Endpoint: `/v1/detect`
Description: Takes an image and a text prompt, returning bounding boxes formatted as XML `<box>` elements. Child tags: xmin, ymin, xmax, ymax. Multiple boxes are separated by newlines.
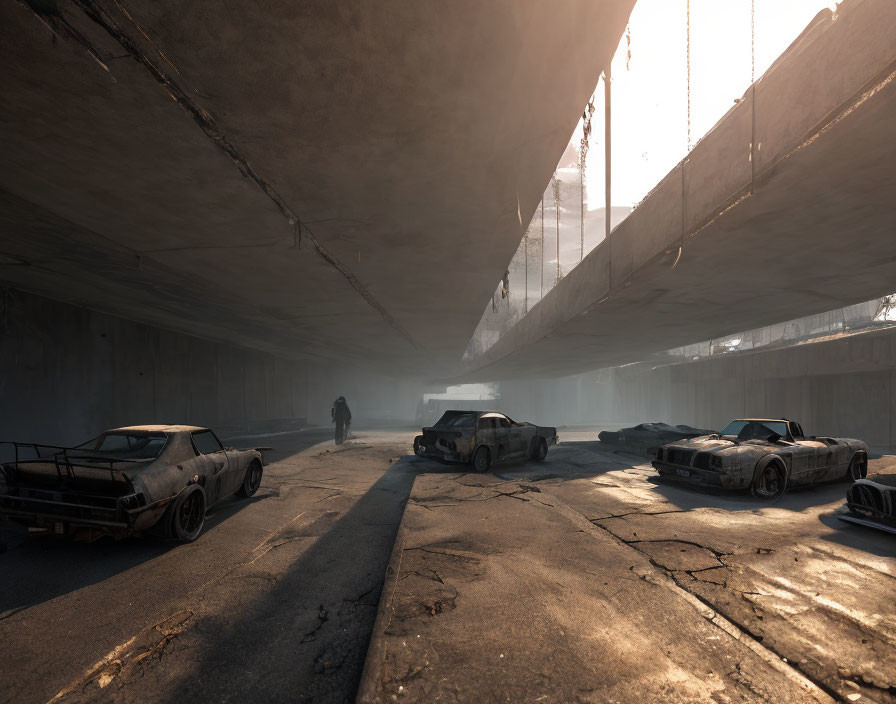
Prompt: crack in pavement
<box><xmin>590</xmin><ymin>508</ymin><xmax>687</xmax><ymax>520</ymax></box>
<box><xmin>302</xmin><ymin>605</ymin><xmax>330</xmax><ymax>643</ymax></box>
<box><xmin>588</xmin><ymin>518</ymin><xmax>841</xmax><ymax>703</ymax></box>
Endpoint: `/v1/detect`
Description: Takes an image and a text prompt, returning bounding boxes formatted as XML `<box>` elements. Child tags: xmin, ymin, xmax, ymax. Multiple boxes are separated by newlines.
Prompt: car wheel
<box><xmin>237</xmin><ymin>459</ymin><xmax>263</xmax><ymax>498</ymax></box>
<box><xmin>472</xmin><ymin>447</ymin><xmax>491</xmax><ymax>473</ymax></box>
<box><xmin>848</xmin><ymin>452</ymin><xmax>868</xmax><ymax>481</ymax></box>
<box><xmin>167</xmin><ymin>485</ymin><xmax>206</xmax><ymax>542</ymax></box>
<box><xmin>751</xmin><ymin>461</ymin><xmax>786</xmax><ymax>500</ymax></box>
<box><xmin>530</xmin><ymin>438</ymin><xmax>548</xmax><ymax>461</ymax></box>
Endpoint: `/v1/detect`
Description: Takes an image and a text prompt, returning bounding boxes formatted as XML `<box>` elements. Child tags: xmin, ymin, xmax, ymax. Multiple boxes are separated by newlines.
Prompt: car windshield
<box><xmin>434</xmin><ymin>412</ymin><xmax>476</xmax><ymax>428</ymax></box>
<box><xmin>74</xmin><ymin>432</ymin><xmax>168</xmax><ymax>460</ymax></box>
<box><xmin>720</xmin><ymin>420</ymin><xmax>789</xmax><ymax>441</ymax></box>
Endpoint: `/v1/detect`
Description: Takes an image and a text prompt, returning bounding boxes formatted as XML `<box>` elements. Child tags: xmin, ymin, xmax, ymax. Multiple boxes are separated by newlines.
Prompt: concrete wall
<box><xmin>498</xmin><ymin>327</ymin><xmax>896</xmax><ymax>451</ymax></box>
<box><xmin>0</xmin><ymin>288</ymin><xmax>420</xmax><ymax>445</ymax></box>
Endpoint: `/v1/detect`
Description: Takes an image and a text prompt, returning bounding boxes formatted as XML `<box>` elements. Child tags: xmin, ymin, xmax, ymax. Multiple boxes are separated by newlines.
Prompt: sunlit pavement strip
<box><xmin>359</xmin><ymin>440</ymin><xmax>896</xmax><ymax>704</ymax></box>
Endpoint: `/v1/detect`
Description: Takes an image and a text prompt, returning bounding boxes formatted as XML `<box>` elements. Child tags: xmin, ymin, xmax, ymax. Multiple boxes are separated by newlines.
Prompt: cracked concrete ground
<box><xmin>359</xmin><ymin>431</ymin><xmax>896</xmax><ymax>704</ymax></box>
<box><xmin>0</xmin><ymin>428</ymin><xmax>422</xmax><ymax>704</ymax></box>
<box><xmin>2</xmin><ymin>428</ymin><xmax>894</xmax><ymax>703</ymax></box>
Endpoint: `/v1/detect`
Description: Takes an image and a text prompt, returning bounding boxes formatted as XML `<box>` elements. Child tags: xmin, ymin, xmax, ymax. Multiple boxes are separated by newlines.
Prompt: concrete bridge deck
<box><xmin>464</xmin><ymin>0</ymin><xmax>896</xmax><ymax>381</ymax></box>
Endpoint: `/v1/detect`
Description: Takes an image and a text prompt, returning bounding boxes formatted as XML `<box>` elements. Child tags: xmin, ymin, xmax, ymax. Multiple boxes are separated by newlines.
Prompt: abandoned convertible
<box><xmin>0</xmin><ymin>425</ymin><xmax>265</xmax><ymax>542</ymax></box>
<box><xmin>652</xmin><ymin>418</ymin><xmax>868</xmax><ymax>499</ymax></box>
<box><xmin>414</xmin><ymin>410</ymin><xmax>557</xmax><ymax>472</ymax></box>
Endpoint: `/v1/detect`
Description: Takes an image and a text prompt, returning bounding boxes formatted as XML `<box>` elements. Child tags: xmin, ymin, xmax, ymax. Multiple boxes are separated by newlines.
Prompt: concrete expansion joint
<box><xmin>543</xmin><ymin>489</ymin><xmax>839</xmax><ymax>703</ymax></box>
<box><xmin>30</xmin><ymin>0</ymin><xmax>418</xmax><ymax>350</ymax></box>
<box><xmin>592</xmin><ymin>522</ymin><xmax>844</xmax><ymax>703</ymax></box>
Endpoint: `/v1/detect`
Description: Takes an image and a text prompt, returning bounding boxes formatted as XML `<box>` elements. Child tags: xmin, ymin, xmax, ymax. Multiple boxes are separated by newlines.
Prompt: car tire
<box><xmin>530</xmin><ymin>438</ymin><xmax>548</xmax><ymax>461</ymax></box>
<box><xmin>472</xmin><ymin>446</ymin><xmax>491</xmax><ymax>473</ymax></box>
<box><xmin>237</xmin><ymin>459</ymin><xmax>263</xmax><ymax>498</ymax></box>
<box><xmin>166</xmin><ymin>485</ymin><xmax>206</xmax><ymax>542</ymax></box>
<box><xmin>751</xmin><ymin>460</ymin><xmax>787</xmax><ymax>500</ymax></box>
<box><xmin>413</xmin><ymin>435</ymin><xmax>422</xmax><ymax>454</ymax></box>
<box><xmin>848</xmin><ymin>452</ymin><xmax>868</xmax><ymax>481</ymax></box>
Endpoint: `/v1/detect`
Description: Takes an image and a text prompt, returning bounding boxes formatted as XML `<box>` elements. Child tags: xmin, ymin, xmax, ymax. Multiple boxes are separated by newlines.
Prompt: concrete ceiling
<box><xmin>0</xmin><ymin>0</ymin><xmax>633</xmax><ymax>376</ymax></box>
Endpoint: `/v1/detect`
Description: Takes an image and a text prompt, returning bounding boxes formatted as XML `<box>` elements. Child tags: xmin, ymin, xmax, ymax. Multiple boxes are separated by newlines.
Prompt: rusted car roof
<box><xmin>110</xmin><ymin>425</ymin><xmax>207</xmax><ymax>433</ymax></box>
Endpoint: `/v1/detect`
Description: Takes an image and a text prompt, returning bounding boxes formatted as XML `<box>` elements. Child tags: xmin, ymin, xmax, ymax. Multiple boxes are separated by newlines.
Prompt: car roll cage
<box><xmin>0</xmin><ymin>440</ymin><xmax>144</xmax><ymax>483</ymax></box>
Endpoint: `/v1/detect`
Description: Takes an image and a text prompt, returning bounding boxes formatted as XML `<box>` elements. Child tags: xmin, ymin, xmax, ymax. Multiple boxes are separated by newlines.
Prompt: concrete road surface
<box><xmin>1</xmin><ymin>428</ymin><xmax>894</xmax><ymax>703</ymax></box>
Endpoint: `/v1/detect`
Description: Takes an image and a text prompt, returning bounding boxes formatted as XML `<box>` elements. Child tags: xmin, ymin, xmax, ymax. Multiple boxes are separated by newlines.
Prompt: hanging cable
<box><xmin>686</xmin><ymin>0</ymin><xmax>691</xmax><ymax>151</ymax></box>
<box><xmin>751</xmin><ymin>0</ymin><xmax>755</xmax><ymax>83</ymax></box>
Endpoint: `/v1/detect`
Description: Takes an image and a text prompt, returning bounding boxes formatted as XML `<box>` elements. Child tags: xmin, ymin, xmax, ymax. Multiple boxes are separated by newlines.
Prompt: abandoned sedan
<box><xmin>414</xmin><ymin>410</ymin><xmax>557</xmax><ymax>472</ymax></box>
<box><xmin>652</xmin><ymin>418</ymin><xmax>868</xmax><ymax>499</ymax></box>
<box><xmin>0</xmin><ymin>425</ymin><xmax>265</xmax><ymax>542</ymax></box>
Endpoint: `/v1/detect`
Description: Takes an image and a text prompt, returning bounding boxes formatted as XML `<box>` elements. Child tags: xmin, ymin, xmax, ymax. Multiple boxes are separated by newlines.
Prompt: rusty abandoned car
<box><xmin>414</xmin><ymin>410</ymin><xmax>558</xmax><ymax>472</ymax></box>
<box><xmin>652</xmin><ymin>418</ymin><xmax>868</xmax><ymax>499</ymax></box>
<box><xmin>840</xmin><ymin>474</ymin><xmax>896</xmax><ymax>535</ymax></box>
<box><xmin>0</xmin><ymin>425</ymin><xmax>265</xmax><ymax>542</ymax></box>
<box><xmin>598</xmin><ymin>422</ymin><xmax>716</xmax><ymax>455</ymax></box>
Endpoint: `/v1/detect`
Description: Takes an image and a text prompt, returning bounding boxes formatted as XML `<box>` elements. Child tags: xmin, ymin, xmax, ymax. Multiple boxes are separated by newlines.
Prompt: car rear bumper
<box><xmin>415</xmin><ymin>445</ymin><xmax>465</xmax><ymax>463</ymax></box>
<box><xmin>652</xmin><ymin>461</ymin><xmax>748</xmax><ymax>489</ymax></box>
<box><xmin>0</xmin><ymin>491</ymin><xmax>170</xmax><ymax>539</ymax></box>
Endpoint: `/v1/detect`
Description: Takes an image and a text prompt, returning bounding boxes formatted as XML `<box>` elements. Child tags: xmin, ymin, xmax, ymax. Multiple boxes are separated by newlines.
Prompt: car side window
<box><xmin>497</xmin><ymin>417</ymin><xmax>512</xmax><ymax>429</ymax></box>
<box><xmin>478</xmin><ymin>418</ymin><xmax>494</xmax><ymax>430</ymax></box>
<box><xmin>192</xmin><ymin>430</ymin><xmax>223</xmax><ymax>455</ymax></box>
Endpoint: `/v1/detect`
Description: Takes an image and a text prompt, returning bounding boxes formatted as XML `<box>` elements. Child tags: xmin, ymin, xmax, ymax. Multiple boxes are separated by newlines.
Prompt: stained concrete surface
<box><xmin>0</xmin><ymin>0</ymin><xmax>633</xmax><ymax>376</ymax></box>
<box><xmin>360</xmin><ymin>432</ymin><xmax>896</xmax><ymax>703</ymax></box>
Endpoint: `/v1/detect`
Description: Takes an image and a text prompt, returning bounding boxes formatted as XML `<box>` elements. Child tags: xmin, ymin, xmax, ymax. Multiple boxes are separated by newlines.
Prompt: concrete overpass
<box><xmin>462</xmin><ymin>0</ymin><xmax>896</xmax><ymax>381</ymax></box>
<box><xmin>0</xmin><ymin>0</ymin><xmax>633</xmax><ymax>379</ymax></box>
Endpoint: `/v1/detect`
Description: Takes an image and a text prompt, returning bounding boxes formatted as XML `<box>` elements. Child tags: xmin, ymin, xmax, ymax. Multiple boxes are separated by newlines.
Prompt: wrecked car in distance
<box><xmin>0</xmin><ymin>425</ymin><xmax>267</xmax><ymax>542</ymax></box>
<box><xmin>652</xmin><ymin>418</ymin><xmax>868</xmax><ymax>499</ymax></box>
<box><xmin>840</xmin><ymin>474</ymin><xmax>896</xmax><ymax>534</ymax></box>
<box><xmin>599</xmin><ymin>422</ymin><xmax>716</xmax><ymax>455</ymax></box>
<box><xmin>414</xmin><ymin>410</ymin><xmax>557</xmax><ymax>473</ymax></box>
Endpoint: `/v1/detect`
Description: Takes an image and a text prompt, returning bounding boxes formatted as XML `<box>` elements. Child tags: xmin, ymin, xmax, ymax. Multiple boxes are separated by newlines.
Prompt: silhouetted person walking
<box><xmin>331</xmin><ymin>396</ymin><xmax>352</xmax><ymax>445</ymax></box>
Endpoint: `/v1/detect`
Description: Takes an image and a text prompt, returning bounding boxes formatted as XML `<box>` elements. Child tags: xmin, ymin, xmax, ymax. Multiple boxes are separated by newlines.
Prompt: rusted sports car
<box><xmin>840</xmin><ymin>474</ymin><xmax>896</xmax><ymax>534</ymax></box>
<box><xmin>598</xmin><ymin>422</ymin><xmax>716</xmax><ymax>455</ymax></box>
<box><xmin>0</xmin><ymin>425</ymin><xmax>266</xmax><ymax>542</ymax></box>
<box><xmin>414</xmin><ymin>410</ymin><xmax>557</xmax><ymax>473</ymax></box>
<box><xmin>652</xmin><ymin>418</ymin><xmax>868</xmax><ymax>499</ymax></box>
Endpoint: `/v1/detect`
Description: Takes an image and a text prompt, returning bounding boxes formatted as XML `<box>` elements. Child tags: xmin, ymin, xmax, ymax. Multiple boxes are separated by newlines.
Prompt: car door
<box><xmin>191</xmin><ymin>430</ymin><xmax>231</xmax><ymax>505</ymax></box>
<box><xmin>493</xmin><ymin>415</ymin><xmax>519</xmax><ymax>459</ymax></box>
<box><xmin>476</xmin><ymin>417</ymin><xmax>498</xmax><ymax>459</ymax></box>
<box><xmin>504</xmin><ymin>417</ymin><xmax>527</xmax><ymax>457</ymax></box>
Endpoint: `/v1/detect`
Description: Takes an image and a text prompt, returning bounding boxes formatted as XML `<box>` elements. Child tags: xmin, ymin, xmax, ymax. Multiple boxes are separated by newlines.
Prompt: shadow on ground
<box><xmin>0</xmin><ymin>494</ymin><xmax>268</xmax><ymax>616</ymax></box>
<box><xmin>128</xmin><ymin>457</ymin><xmax>466</xmax><ymax>704</ymax></box>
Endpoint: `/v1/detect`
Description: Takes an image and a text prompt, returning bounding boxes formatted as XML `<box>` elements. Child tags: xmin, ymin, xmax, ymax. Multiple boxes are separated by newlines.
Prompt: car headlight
<box><xmin>119</xmin><ymin>493</ymin><xmax>146</xmax><ymax>510</ymax></box>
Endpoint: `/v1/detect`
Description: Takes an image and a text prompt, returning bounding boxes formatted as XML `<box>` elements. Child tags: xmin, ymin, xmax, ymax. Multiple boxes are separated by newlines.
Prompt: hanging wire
<box><xmin>751</xmin><ymin>0</ymin><xmax>755</xmax><ymax>83</ymax></box>
<box><xmin>686</xmin><ymin>0</ymin><xmax>691</xmax><ymax>152</ymax></box>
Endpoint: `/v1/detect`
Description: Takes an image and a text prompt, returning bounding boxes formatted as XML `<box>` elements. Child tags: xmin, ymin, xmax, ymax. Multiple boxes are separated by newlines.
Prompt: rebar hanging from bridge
<box><xmin>552</xmin><ymin>176</ymin><xmax>561</xmax><ymax>285</ymax></box>
<box><xmin>540</xmin><ymin>195</ymin><xmax>545</xmax><ymax>300</ymax></box>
